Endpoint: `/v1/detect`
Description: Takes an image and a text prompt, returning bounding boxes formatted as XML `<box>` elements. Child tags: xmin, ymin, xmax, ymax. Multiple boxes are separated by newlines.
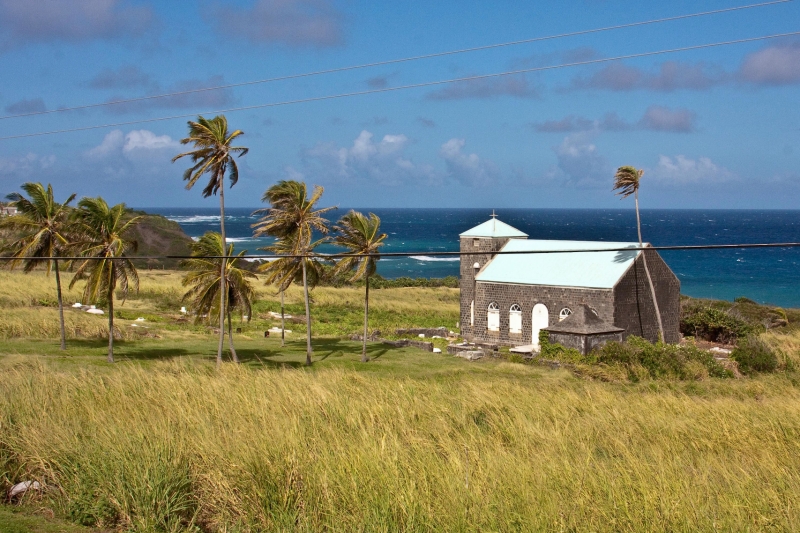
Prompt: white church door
<box><xmin>532</xmin><ymin>304</ymin><xmax>549</xmax><ymax>349</ymax></box>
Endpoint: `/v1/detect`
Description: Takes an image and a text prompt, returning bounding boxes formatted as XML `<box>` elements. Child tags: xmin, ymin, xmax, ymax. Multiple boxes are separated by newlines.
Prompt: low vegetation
<box><xmin>1</xmin><ymin>269</ymin><xmax>800</xmax><ymax>531</ymax></box>
<box><xmin>5</xmin><ymin>358</ymin><xmax>800</xmax><ymax>532</ymax></box>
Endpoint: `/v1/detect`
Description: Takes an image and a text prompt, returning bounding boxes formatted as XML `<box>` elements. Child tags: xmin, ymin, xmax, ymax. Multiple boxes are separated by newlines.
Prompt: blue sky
<box><xmin>0</xmin><ymin>0</ymin><xmax>798</xmax><ymax>208</ymax></box>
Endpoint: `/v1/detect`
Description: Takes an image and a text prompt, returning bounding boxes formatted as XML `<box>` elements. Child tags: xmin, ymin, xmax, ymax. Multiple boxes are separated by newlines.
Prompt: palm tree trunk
<box><xmin>362</xmin><ymin>276</ymin><xmax>369</xmax><ymax>363</ymax></box>
<box><xmin>54</xmin><ymin>258</ymin><xmax>66</xmax><ymax>351</ymax></box>
<box><xmin>280</xmin><ymin>290</ymin><xmax>285</xmax><ymax>347</ymax></box>
<box><xmin>635</xmin><ymin>191</ymin><xmax>665</xmax><ymax>342</ymax></box>
<box><xmin>227</xmin><ymin>308</ymin><xmax>239</xmax><ymax>363</ymax></box>
<box><xmin>107</xmin><ymin>284</ymin><xmax>114</xmax><ymax>363</ymax></box>
<box><xmin>302</xmin><ymin>258</ymin><xmax>312</xmax><ymax>365</ymax></box>
<box><xmin>217</xmin><ymin>180</ymin><xmax>227</xmax><ymax>367</ymax></box>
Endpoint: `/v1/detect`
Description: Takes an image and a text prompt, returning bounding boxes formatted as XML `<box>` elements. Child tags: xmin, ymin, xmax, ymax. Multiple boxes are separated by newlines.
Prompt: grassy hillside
<box><xmin>4</xmin><ymin>358</ymin><xmax>800</xmax><ymax>532</ymax></box>
<box><xmin>3</xmin><ymin>270</ymin><xmax>800</xmax><ymax>531</ymax></box>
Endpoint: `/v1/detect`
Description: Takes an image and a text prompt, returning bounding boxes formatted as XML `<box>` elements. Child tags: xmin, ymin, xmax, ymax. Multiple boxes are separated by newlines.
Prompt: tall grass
<box><xmin>3</xmin><ymin>359</ymin><xmax>800</xmax><ymax>531</ymax></box>
<box><xmin>0</xmin><ymin>270</ymin><xmax>459</xmax><ymax>340</ymax></box>
<box><xmin>0</xmin><ymin>308</ymin><xmax>133</xmax><ymax>341</ymax></box>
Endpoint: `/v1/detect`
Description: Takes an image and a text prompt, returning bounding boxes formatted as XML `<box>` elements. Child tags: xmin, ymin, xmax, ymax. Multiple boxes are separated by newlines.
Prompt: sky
<box><xmin>0</xmin><ymin>0</ymin><xmax>798</xmax><ymax>209</ymax></box>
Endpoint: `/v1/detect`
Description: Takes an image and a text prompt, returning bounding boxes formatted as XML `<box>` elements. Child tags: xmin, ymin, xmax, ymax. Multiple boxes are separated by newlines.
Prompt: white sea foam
<box><xmin>410</xmin><ymin>256</ymin><xmax>459</xmax><ymax>262</ymax></box>
<box><xmin>167</xmin><ymin>215</ymin><xmax>220</xmax><ymax>223</ymax></box>
<box><xmin>226</xmin><ymin>237</ymin><xmax>255</xmax><ymax>242</ymax></box>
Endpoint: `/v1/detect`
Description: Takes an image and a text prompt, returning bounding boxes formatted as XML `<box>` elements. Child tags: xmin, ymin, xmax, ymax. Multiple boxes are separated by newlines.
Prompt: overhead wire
<box><xmin>0</xmin><ymin>0</ymin><xmax>790</xmax><ymax>122</ymax></box>
<box><xmin>2</xmin><ymin>29</ymin><xmax>800</xmax><ymax>141</ymax></box>
<box><xmin>3</xmin><ymin>242</ymin><xmax>800</xmax><ymax>261</ymax></box>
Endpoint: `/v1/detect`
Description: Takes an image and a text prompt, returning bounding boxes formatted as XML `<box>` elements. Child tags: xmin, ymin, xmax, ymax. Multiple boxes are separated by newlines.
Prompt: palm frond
<box><xmin>613</xmin><ymin>166</ymin><xmax>643</xmax><ymax>199</ymax></box>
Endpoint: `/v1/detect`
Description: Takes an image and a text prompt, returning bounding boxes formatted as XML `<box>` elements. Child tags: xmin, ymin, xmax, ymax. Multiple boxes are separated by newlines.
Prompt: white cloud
<box><xmin>302</xmin><ymin>130</ymin><xmax>434</xmax><ymax>186</ymax></box>
<box><xmin>552</xmin><ymin>133</ymin><xmax>610</xmax><ymax>186</ymax></box>
<box><xmin>123</xmin><ymin>130</ymin><xmax>179</xmax><ymax>153</ymax></box>
<box><xmin>87</xmin><ymin>130</ymin><xmax>125</xmax><ymax>158</ymax></box>
<box><xmin>649</xmin><ymin>155</ymin><xmax>735</xmax><ymax>184</ymax></box>
<box><xmin>0</xmin><ymin>152</ymin><xmax>57</xmax><ymax>177</ymax></box>
<box><xmin>87</xmin><ymin>129</ymin><xmax>178</xmax><ymax>159</ymax></box>
<box><xmin>438</xmin><ymin>138</ymin><xmax>498</xmax><ymax>186</ymax></box>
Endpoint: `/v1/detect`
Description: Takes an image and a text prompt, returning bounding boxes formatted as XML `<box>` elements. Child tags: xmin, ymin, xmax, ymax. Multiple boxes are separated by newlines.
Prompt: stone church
<box><xmin>459</xmin><ymin>215</ymin><xmax>680</xmax><ymax>350</ymax></box>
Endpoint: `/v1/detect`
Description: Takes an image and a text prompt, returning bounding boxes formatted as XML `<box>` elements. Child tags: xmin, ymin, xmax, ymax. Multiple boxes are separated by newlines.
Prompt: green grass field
<box><xmin>3</xmin><ymin>270</ymin><xmax>800</xmax><ymax>532</ymax></box>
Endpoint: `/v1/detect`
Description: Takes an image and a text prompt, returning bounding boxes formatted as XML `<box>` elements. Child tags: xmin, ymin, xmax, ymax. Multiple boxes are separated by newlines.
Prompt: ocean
<box><xmin>144</xmin><ymin>207</ymin><xmax>800</xmax><ymax>308</ymax></box>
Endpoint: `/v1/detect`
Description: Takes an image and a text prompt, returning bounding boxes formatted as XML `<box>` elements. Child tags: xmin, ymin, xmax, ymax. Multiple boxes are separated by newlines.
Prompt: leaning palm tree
<box><xmin>257</xmin><ymin>233</ymin><xmax>326</xmax><ymax>349</ymax></box>
<box><xmin>1</xmin><ymin>183</ymin><xmax>76</xmax><ymax>350</ymax></box>
<box><xmin>181</xmin><ymin>232</ymin><xmax>256</xmax><ymax>365</ymax></box>
<box><xmin>172</xmin><ymin>115</ymin><xmax>248</xmax><ymax>365</ymax></box>
<box><xmin>69</xmin><ymin>198</ymin><xmax>141</xmax><ymax>363</ymax></box>
<box><xmin>613</xmin><ymin>165</ymin><xmax>664</xmax><ymax>341</ymax></box>
<box><xmin>252</xmin><ymin>181</ymin><xmax>335</xmax><ymax>365</ymax></box>
<box><xmin>332</xmin><ymin>211</ymin><xmax>387</xmax><ymax>362</ymax></box>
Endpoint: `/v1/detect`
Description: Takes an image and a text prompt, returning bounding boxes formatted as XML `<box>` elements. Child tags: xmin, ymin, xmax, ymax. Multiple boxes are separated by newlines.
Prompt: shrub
<box><xmin>538</xmin><ymin>331</ymin><xmax>586</xmax><ymax>364</ymax></box>
<box><xmin>680</xmin><ymin>305</ymin><xmax>760</xmax><ymax>343</ymax></box>
<box><xmin>731</xmin><ymin>336</ymin><xmax>778</xmax><ymax>374</ymax></box>
<box><xmin>595</xmin><ymin>336</ymin><xmax>731</xmax><ymax>381</ymax></box>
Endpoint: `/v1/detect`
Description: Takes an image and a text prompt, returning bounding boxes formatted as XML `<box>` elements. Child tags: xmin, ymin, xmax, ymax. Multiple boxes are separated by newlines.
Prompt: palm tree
<box><xmin>1</xmin><ymin>183</ymin><xmax>76</xmax><ymax>350</ymax></box>
<box><xmin>172</xmin><ymin>115</ymin><xmax>248</xmax><ymax>365</ymax></box>
<box><xmin>69</xmin><ymin>198</ymin><xmax>141</xmax><ymax>363</ymax></box>
<box><xmin>257</xmin><ymin>233</ymin><xmax>326</xmax><ymax>349</ymax></box>
<box><xmin>181</xmin><ymin>232</ymin><xmax>256</xmax><ymax>364</ymax></box>
<box><xmin>332</xmin><ymin>211</ymin><xmax>387</xmax><ymax>362</ymax></box>
<box><xmin>252</xmin><ymin>181</ymin><xmax>334</xmax><ymax>365</ymax></box>
<box><xmin>613</xmin><ymin>165</ymin><xmax>664</xmax><ymax>341</ymax></box>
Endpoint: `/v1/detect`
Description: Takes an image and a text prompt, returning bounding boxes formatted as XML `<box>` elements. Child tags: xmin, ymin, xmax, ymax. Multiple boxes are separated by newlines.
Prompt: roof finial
<box><xmin>491</xmin><ymin>209</ymin><xmax>497</xmax><ymax>231</ymax></box>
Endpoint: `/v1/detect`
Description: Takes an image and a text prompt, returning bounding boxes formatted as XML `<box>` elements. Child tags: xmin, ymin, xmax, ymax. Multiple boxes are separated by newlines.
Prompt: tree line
<box><xmin>1</xmin><ymin>115</ymin><xmax>387</xmax><ymax>366</ymax></box>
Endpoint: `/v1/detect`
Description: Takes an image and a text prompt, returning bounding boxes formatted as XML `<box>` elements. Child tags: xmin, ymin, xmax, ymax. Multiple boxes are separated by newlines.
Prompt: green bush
<box><xmin>680</xmin><ymin>306</ymin><xmax>760</xmax><ymax>343</ymax></box>
<box><xmin>731</xmin><ymin>336</ymin><xmax>778</xmax><ymax>374</ymax></box>
<box><xmin>538</xmin><ymin>331</ymin><xmax>586</xmax><ymax>364</ymax></box>
<box><xmin>595</xmin><ymin>336</ymin><xmax>731</xmax><ymax>381</ymax></box>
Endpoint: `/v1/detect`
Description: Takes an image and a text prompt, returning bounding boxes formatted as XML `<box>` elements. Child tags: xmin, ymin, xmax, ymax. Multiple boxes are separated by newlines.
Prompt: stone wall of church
<box><xmin>459</xmin><ymin>236</ymin><xmax>511</xmax><ymax>339</ymax></box>
<box><xmin>470</xmin><ymin>282</ymin><xmax>615</xmax><ymax>346</ymax></box>
<box><xmin>613</xmin><ymin>250</ymin><xmax>681</xmax><ymax>343</ymax></box>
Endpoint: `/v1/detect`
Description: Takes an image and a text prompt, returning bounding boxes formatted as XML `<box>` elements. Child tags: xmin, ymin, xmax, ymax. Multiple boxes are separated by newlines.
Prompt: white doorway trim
<box><xmin>532</xmin><ymin>303</ymin><xmax>549</xmax><ymax>349</ymax></box>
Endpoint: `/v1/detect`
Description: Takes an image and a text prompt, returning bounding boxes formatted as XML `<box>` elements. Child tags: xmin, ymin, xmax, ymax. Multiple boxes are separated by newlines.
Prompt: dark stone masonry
<box><xmin>459</xmin><ymin>217</ymin><xmax>681</xmax><ymax>348</ymax></box>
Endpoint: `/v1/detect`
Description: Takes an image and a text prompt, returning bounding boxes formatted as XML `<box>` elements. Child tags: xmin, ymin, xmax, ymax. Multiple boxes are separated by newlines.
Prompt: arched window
<box><xmin>487</xmin><ymin>302</ymin><xmax>500</xmax><ymax>331</ymax></box>
<box><xmin>509</xmin><ymin>304</ymin><xmax>522</xmax><ymax>334</ymax></box>
<box><xmin>559</xmin><ymin>307</ymin><xmax>572</xmax><ymax>321</ymax></box>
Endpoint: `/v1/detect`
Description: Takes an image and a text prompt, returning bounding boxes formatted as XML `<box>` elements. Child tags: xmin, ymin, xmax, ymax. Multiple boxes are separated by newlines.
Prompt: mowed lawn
<box><xmin>3</xmin><ymin>270</ymin><xmax>800</xmax><ymax>531</ymax></box>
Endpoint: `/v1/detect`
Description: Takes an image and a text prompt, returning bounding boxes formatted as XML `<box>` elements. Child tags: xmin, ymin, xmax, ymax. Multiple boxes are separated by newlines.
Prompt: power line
<box><xmin>0</xmin><ymin>0</ymin><xmax>790</xmax><ymax>122</ymax></box>
<box><xmin>3</xmin><ymin>242</ymin><xmax>800</xmax><ymax>261</ymax></box>
<box><xmin>2</xmin><ymin>30</ymin><xmax>799</xmax><ymax>142</ymax></box>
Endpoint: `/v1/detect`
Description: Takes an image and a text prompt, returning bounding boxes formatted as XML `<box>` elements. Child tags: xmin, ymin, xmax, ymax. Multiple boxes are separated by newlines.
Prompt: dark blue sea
<box><xmin>143</xmin><ymin>208</ymin><xmax>800</xmax><ymax>308</ymax></box>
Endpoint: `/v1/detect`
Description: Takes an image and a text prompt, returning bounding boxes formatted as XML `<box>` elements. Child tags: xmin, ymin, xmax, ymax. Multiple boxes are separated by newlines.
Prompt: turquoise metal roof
<box><xmin>475</xmin><ymin>239</ymin><xmax>643</xmax><ymax>289</ymax></box>
<box><xmin>459</xmin><ymin>218</ymin><xmax>528</xmax><ymax>238</ymax></box>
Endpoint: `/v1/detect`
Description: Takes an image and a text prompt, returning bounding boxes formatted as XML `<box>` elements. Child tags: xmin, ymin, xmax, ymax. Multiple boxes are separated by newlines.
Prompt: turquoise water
<box><xmin>145</xmin><ymin>208</ymin><xmax>800</xmax><ymax>308</ymax></box>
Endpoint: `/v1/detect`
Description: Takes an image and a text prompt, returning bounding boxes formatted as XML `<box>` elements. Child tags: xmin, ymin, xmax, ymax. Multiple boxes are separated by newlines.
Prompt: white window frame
<box><xmin>470</xmin><ymin>301</ymin><xmax>474</xmax><ymax>326</ymax></box>
<box><xmin>487</xmin><ymin>302</ymin><xmax>500</xmax><ymax>332</ymax></box>
<box><xmin>509</xmin><ymin>304</ymin><xmax>522</xmax><ymax>334</ymax></box>
<box><xmin>559</xmin><ymin>307</ymin><xmax>572</xmax><ymax>321</ymax></box>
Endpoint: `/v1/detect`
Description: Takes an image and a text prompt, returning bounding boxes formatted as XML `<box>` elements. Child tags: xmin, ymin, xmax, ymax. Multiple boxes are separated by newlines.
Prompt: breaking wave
<box><xmin>410</xmin><ymin>256</ymin><xmax>459</xmax><ymax>262</ymax></box>
<box><xmin>167</xmin><ymin>215</ymin><xmax>220</xmax><ymax>223</ymax></box>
